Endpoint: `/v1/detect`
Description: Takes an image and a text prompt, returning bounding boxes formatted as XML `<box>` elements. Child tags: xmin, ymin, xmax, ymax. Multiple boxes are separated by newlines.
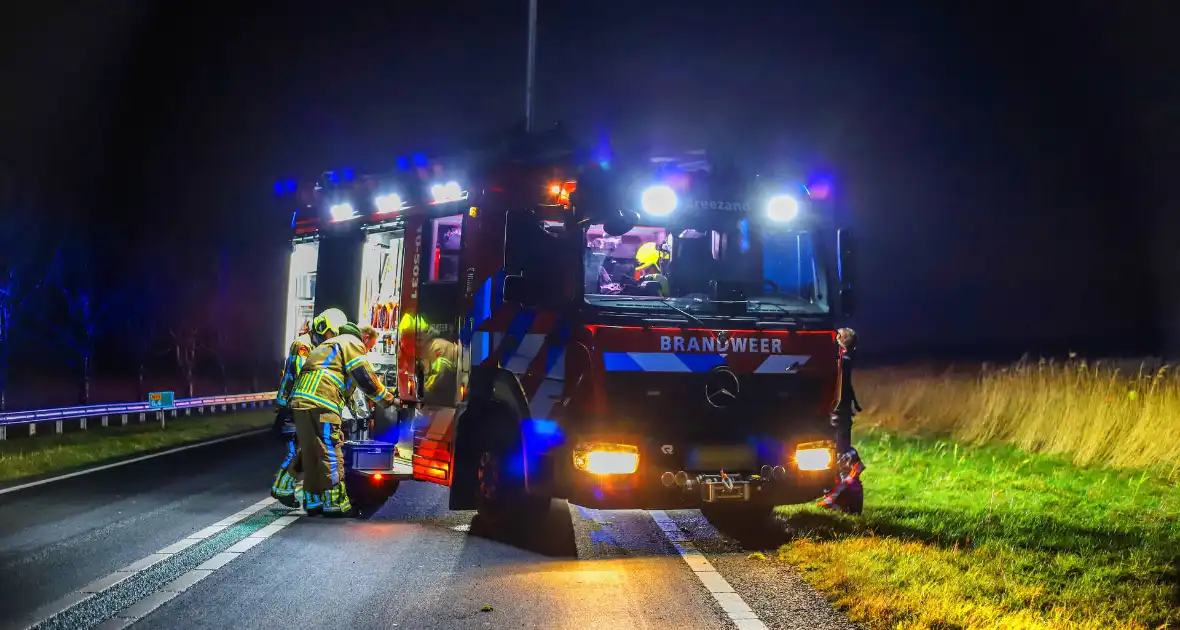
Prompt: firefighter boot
<box><xmin>321</xmin><ymin>481</ymin><xmax>358</xmax><ymax>518</ymax></box>
<box><xmin>818</xmin><ymin>448</ymin><xmax>865</xmax><ymax>514</ymax></box>
<box><xmin>270</xmin><ymin>437</ymin><xmax>302</xmax><ymax>508</ymax></box>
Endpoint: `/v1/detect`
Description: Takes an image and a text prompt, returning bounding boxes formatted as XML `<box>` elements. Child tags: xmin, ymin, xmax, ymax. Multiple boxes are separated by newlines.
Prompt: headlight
<box><xmin>794</xmin><ymin>441</ymin><xmax>834</xmax><ymax>471</ymax></box>
<box><xmin>766</xmin><ymin>194</ymin><xmax>799</xmax><ymax>222</ymax></box>
<box><xmin>329</xmin><ymin>203</ymin><xmax>356</xmax><ymax>222</ymax></box>
<box><xmin>573</xmin><ymin>442</ymin><xmax>640</xmax><ymax>475</ymax></box>
<box><xmin>640</xmin><ymin>185</ymin><xmax>678</xmax><ymax>216</ymax></box>
<box><xmin>431</xmin><ymin>181</ymin><xmax>465</xmax><ymax>204</ymax></box>
<box><xmin>374</xmin><ymin>193</ymin><xmax>403</xmax><ymax>214</ymax></box>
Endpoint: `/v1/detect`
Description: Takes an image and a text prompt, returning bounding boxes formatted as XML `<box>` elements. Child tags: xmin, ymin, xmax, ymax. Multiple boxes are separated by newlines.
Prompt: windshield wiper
<box><xmin>605</xmin><ymin>296</ymin><xmax>709</xmax><ymax>329</ymax></box>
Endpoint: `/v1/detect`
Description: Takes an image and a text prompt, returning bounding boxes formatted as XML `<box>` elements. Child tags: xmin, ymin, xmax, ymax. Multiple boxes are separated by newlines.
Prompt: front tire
<box><xmin>467</xmin><ymin>408</ymin><xmax>551</xmax><ymax>528</ymax></box>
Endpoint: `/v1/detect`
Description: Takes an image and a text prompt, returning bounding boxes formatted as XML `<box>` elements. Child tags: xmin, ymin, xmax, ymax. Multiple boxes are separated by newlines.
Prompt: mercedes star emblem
<box><xmin>705</xmin><ymin>366</ymin><xmax>741</xmax><ymax>408</ymax></box>
<box><xmin>716</xmin><ymin>330</ymin><xmax>731</xmax><ymax>344</ymax></box>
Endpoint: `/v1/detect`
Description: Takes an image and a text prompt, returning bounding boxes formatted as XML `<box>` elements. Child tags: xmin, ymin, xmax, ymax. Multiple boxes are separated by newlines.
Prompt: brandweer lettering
<box><xmin>659</xmin><ymin>335</ymin><xmax>782</xmax><ymax>353</ymax></box>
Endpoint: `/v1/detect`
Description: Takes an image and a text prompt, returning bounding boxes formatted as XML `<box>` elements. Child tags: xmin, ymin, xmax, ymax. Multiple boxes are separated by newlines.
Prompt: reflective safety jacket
<box><xmin>276</xmin><ymin>333</ymin><xmax>315</xmax><ymax>407</ymax></box>
<box><xmin>421</xmin><ymin>338</ymin><xmax>459</xmax><ymax>407</ymax></box>
<box><xmin>290</xmin><ymin>333</ymin><xmax>391</xmax><ymax>416</ymax></box>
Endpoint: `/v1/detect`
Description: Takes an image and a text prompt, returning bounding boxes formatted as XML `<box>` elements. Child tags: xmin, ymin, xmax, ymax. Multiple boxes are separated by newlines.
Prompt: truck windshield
<box><xmin>582</xmin><ymin>221</ymin><xmax>829</xmax><ymax>317</ymax></box>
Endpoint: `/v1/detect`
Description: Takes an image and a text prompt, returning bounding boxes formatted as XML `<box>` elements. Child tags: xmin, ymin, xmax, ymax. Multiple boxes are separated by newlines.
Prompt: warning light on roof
<box><xmin>374</xmin><ymin>193</ymin><xmax>403</xmax><ymax>214</ymax></box>
<box><xmin>330</xmin><ymin>202</ymin><xmax>357</xmax><ymax>222</ymax></box>
<box><xmin>430</xmin><ymin>181</ymin><xmax>466</xmax><ymax>204</ymax></box>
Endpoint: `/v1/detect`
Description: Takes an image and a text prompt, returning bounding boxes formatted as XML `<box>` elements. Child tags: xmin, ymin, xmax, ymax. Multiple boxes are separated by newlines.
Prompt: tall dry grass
<box><xmin>857</xmin><ymin>358</ymin><xmax>1180</xmax><ymax>480</ymax></box>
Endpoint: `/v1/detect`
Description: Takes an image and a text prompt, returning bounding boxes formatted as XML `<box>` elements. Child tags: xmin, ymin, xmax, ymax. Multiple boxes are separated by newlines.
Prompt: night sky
<box><xmin>4</xmin><ymin>1</ymin><xmax>1180</xmax><ymax>369</ymax></box>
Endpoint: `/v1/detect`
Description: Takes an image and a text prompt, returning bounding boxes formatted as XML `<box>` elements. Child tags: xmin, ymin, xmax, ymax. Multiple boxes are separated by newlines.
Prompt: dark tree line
<box><xmin>0</xmin><ymin>179</ymin><xmax>267</xmax><ymax>410</ymax></box>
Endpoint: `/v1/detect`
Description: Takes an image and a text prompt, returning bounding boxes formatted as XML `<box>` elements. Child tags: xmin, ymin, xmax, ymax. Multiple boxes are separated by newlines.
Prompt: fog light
<box><xmin>573</xmin><ymin>443</ymin><xmax>639</xmax><ymax>475</ymax></box>
<box><xmin>794</xmin><ymin>441</ymin><xmax>835</xmax><ymax>471</ymax></box>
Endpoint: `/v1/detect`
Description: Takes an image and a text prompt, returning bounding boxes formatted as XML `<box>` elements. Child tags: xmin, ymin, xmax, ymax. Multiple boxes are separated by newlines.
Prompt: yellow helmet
<box><xmin>397</xmin><ymin>312</ymin><xmax>430</xmax><ymax>337</ymax></box>
<box><xmin>312</xmin><ymin>308</ymin><xmax>347</xmax><ymax>337</ymax></box>
<box><xmin>636</xmin><ymin>242</ymin><xmax>666</xmax><ymax>267</ymax></box>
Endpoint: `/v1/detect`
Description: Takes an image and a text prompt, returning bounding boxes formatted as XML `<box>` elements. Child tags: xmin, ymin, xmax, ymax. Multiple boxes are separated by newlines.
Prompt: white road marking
<box><xmin>0</xmin><ymin>429</ymin><xmax>269</xmax><ymax>496</ymax></box>
<box><xmin>19</xmin><ymin>497</ymin><xmax>292</xmax><ymax>630</ymax></box>
<box><xmin>648</xmin><ymin>510</ymin><xmax>768</xmax><ymax>630</ymax></box>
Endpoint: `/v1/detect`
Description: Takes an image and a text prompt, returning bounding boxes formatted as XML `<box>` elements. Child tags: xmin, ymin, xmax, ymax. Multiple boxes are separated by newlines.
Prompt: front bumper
<box><xmin>553</xmin><ymin>436</ymin><xmax>838</xmax><ymax>510</ymax></box>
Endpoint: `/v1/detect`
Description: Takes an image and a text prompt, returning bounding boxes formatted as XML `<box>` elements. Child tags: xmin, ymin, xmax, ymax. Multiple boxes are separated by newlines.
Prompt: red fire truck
<box><xmin>277</xmin><ymin>133</ymin><xmax>859</xmax><ymax>523</ymax></box>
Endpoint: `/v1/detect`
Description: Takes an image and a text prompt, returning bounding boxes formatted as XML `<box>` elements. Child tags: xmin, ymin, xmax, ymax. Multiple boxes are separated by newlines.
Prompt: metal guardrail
<box><xmin>0</xmin><ymin>391</ymin><xmax>278</xmax><ymax>440</ymax></box>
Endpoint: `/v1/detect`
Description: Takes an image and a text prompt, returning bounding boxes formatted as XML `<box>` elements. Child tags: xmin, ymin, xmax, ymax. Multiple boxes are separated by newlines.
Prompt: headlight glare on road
<box><xmin>794</xmin><ymin>442</ymin><xmax>834</xmax><ymax>471</ymax></box>
<box><xmin>573</xmin><ymin>442</ymin><xmax>640</xmax><ymax>475</ymax></box>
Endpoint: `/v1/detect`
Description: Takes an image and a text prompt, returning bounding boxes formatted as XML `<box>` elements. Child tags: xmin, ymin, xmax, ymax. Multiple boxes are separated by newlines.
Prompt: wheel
<box><xmin>474</xmin><ymin>417</ymin><xmax>551</xmax><ymax>528</ymax></box>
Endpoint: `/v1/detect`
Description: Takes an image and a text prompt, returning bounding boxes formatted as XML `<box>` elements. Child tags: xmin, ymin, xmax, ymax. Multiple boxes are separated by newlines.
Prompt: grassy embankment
<box><xmin>775</xmin><ymin>360</ymin><xmax>1180</xmax><ymax>630</ymax></box>
<box><xmin>0</xmin><ymin>411</ymin><xmax>273</xmax><ymax>483</ymax></box>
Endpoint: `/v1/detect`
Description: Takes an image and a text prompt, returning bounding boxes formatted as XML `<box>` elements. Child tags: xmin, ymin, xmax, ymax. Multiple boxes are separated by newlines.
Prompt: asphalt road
<box><xmin>0</xmin><ymin>432</ymin><xmax>859</xmax><ymax>630</ymax></box>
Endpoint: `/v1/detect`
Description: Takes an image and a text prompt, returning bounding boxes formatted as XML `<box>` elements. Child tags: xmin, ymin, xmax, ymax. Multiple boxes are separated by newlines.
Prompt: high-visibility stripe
<box><xmin>752</xmin><ymin>355</ymin><xmax>812</xmax><ymax>374</ymax></box>
<box><xmin>600</xmin><ymin>352</ymin><xmax>813</xmax><ymax>373</ymax></box>
<box><xmin>503</xmin><ymin>333</ymin><xmax>547</xmax><ymax>374</ymax></box>
<box><xmin>324</xmin><ymin>422</ymin><xmax>340</xmax><ymax>485</ymax></box>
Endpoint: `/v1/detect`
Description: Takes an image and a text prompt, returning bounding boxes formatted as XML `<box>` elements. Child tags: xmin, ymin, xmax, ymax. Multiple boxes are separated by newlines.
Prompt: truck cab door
<box><xmin>399</xmin><ymin>211</ymin><xmax>467</xmax><ymax>485</ymax></box>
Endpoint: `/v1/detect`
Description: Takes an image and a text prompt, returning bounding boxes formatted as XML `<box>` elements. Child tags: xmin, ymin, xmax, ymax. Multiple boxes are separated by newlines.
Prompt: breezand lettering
<box><xmin>659</xmin><ymin>335</ymin><xmax>782</xmax><ymax>353</ymax></box>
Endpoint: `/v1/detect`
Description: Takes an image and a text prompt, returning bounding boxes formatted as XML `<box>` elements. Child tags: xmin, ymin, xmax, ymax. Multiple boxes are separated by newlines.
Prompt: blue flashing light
<box><xmin>521</xmin><ymin>417</ymin><xmax>565</xmax><ymax>455</ymax></box>
<box><xmin>273</xmin><ymin>180</ymin><xmax>285</xmax><ymax>195</ymax></box>
<box><xmin>290</xmin><ymin>211</ymin><xmax>297</xmax><ymax>229</ymax></box>
<box><xmin>412</xmin><ymin>153</ymin><xmax>427</xmax><ymax>167</ymax></box>
<box><xmin>286</xmin><ymin>179</ymin><xmax>297</xmax><ymax>193</ymax></box>
<box><xmin>342</xmin><ymin>168</ymin><xmax>355</xmax><ymax>182</ymax></box>
<box><xmin>739</xmin><ymin>218</ymin><xmax>750</xmax><ymax>253</ymax></box>
<box><xmin>396</xmin><ymin>156</ymin><xmax>410</xmax><ymax>171</ymax></box>
<box><xmin>807</xmin><ymin>172</ymin><xmax>834</xmax><ymax>200</ymax></box>
<box><xmin>326</xmin><ymin>171</ymin><xmax>339</xmax><ymax>184</ymax></box>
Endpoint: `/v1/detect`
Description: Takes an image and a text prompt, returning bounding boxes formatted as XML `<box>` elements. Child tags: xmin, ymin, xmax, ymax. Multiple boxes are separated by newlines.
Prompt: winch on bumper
<box><xmin>554</xmin><ymin>439</ymin><xmax>840</xmax><ymax>510</ymax></box>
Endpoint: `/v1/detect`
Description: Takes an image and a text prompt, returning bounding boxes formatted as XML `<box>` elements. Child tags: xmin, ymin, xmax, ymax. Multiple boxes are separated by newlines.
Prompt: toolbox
<box><xmin>343</xmin><ymin>440</ymin><xmax>397</xmax><ymax>471</ymax></box>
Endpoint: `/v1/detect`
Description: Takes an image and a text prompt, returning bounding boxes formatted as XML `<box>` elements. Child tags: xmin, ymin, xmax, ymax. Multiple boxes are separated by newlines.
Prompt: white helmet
<box><xmin>311</xmin><ymin>308</ymin><xmax>347</xmax><ymax>340</ymax></box>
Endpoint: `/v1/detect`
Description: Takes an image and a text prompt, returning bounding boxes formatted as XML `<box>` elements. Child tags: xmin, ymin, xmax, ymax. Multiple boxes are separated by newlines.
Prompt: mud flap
<box><xmin>411</xmin><ymin>406</ymin><xmax>456</xmax><ymax>485</ymax></box>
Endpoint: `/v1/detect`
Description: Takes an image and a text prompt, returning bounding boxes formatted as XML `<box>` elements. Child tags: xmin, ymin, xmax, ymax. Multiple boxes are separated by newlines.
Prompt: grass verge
<box><xmin>857</xmin><ymin>360</ymin><xmax>1180</xmax><ymax>480</ymax></box>
<box><xmin>0</xmin><ymin>412</ymin><xmax>272</xmax><ymax>484</ymax></box>
<box><xmin>775</xmin><ymin>428</ymin><xmax>1180</xmax><ymax>630</ymax></box>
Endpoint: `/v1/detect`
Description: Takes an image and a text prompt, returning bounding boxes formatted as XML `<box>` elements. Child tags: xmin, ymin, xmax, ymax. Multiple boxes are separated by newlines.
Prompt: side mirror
<box><xmin>603</xmin><ymin>209</ymin><xmax>639</xmax><ymax>237</ymax></box>
<box><xmin>569</xmin><ymin>167</ymin><xmax>637</xmax><ymax>236</ymax></box>
<box><xmin>837</xmin><ymin>228</ymin><xmax>855</xmax><ymax>286</ymax></box>
<box><xmin>837</xmin><ymin>228</ymin><xmax>856</xmax><ymax>318</ymax></box>
<box><xmin>839</xmin><ymin>288</ymin><xmax>856</xmax><ymax>318</ymax></box>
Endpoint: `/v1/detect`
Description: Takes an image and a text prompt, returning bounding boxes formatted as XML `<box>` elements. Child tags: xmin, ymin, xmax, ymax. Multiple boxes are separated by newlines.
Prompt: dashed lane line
<box><xmin>648</xmin><ymin>510</ymin><xmax>769</xmax><ymax>630</ymax></box>
<box><xmin>20</xmin><ymin>497</ymin><xmax>302</xmax><ymax>630</ymax></box>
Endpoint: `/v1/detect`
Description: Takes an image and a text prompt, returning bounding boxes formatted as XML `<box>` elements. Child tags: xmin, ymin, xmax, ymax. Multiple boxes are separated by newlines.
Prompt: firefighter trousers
<box><xmin>270</xmin><ymin>408</ymin><xmax>303</xmax><ymax>502</ymax></box>
<box><xmin>270</xmin><ymin>434</ymin><xmax>301</xmax><ymax>500</ymax></box>
<box><xmin>291</xmin><ymin>408</ymin><xmax>351</xmax><ymax>514</ymax></box>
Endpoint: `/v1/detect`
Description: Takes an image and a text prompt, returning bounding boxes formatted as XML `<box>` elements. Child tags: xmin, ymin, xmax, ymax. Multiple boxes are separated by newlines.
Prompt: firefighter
<box><xmin>289</xmin><ymin>313</ymin><xmax>396</xmax><ymax>517</ymax></box>
<box><xmin>634</xmin><ymin>242</ymin><xmax>670</xmax><ymax>296</ymax></box>
<box><xmin>270</xmin><ymin>309</ymin><xmax>347</xmax><ymax>508</ymax></box>
<box><xmin>398</xmin><ymin>313</ymin><xmax>458</xmax><ymax>407</ymax></box>
<box><xmin>819</xmin><ymin>327</ymin><xmax>865</xmax><ymax>513</ymax></box>
<box><xmin>831</xmin><ymin>327</ymin><xmax>862</xmax><ymax>455</ymax></box>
